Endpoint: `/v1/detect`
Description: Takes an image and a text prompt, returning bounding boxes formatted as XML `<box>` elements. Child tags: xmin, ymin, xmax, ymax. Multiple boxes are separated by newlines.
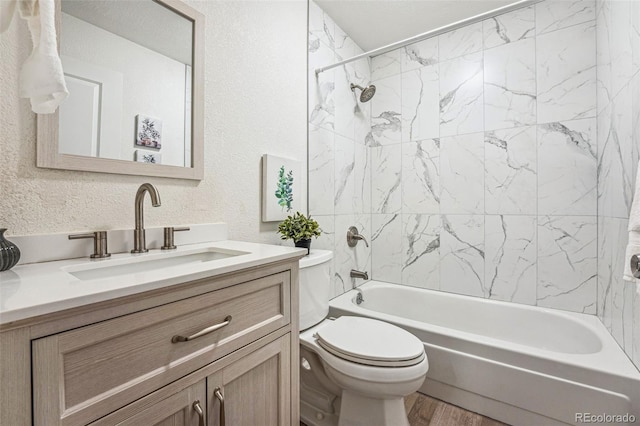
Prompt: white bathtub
<box><xmin>329</xmin><ymin>281</ymin><xmax>640</xmax><ymax>426</ymax></box>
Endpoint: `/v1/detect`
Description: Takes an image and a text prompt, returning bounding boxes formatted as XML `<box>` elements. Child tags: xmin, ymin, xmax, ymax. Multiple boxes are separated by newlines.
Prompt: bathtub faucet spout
<box><xmin>350</xmin><ymin>270</ymin><xmax>367</xmax><ymax>304</ymax></box>
<box><xmin>350</xmin><ymin>269</ymin><xmax>368</xmax><ymax>280</ymax></box>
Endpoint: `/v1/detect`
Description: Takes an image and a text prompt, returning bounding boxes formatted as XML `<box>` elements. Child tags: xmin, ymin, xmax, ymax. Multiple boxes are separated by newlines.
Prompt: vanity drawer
<box><xmin>32</xmin><ymin>271</ymin><xmax>290</xmax><ymax>426</ymax></box>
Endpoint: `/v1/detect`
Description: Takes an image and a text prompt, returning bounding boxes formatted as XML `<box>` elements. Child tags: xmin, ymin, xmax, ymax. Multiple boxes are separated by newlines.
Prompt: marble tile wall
<box><xmin>367</xmin><ymin>0</ymin><xmax>600</xmax><ymax>315</ymax></box>
<box><xmin>595</xmin><ymin>0</ymin><xmax>640</xmax><ymax>369</ymax></box>
<box><xmin>308</xmin><ymin>1</ymin><xmax>372</xmax><ymax>298</ymax></box>
<box><xmin>308</xmin><ymin>0</ymin><xmax>639</xmax><ymax>370</ymax></box>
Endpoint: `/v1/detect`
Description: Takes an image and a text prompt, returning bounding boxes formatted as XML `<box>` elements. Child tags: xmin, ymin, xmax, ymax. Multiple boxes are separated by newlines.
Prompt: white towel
<box><xmin>1</xmin><ymin>0</ymin><xmax>68</xmax><ymax>114</ymax></box>
<box><xmin>0</xmin><ymin>0</ymin><xmax>18</xmax><ymax>33</ymax></box>
<box><xmin>624</xmin><ymin>160</ymin><xmax>640</xmax><ymax>282</ymax></box>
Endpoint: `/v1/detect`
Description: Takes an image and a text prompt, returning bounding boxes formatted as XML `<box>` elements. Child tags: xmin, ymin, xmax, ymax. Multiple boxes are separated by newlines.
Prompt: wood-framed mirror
<box><xmin>37</xmin><ymin>0</ymin><xmax>204</xmax><ymax>180</ymax></box>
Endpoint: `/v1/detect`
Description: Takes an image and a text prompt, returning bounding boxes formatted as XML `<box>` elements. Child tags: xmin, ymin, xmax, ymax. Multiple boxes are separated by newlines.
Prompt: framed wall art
<box><xmin>135</xmin><ymin>115</ymin><xmax>162</xmax><ymax>149</ymax></box>
<box><xmin>262</xmin><ymin>154</ymin><xmax>301</xmax><ymax>222</ymax></box>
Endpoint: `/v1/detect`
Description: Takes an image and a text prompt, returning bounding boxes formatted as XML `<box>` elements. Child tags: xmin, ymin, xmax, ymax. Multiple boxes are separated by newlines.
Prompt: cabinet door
<box><xmin>91</xmin><ymin>380</ymin><xmax>206</xmax><ymax>426</ymax></box>
<box><xmin>207</xmin><ymin>336</ymin><xmax>291</xmax><ymax>426</ymax></box>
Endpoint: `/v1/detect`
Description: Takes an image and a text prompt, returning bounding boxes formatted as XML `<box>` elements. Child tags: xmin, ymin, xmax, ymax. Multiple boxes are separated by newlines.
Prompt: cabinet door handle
<box><xmin>171</xmin><ymin>316</ymin><xmax>232</xmax><ymax>343</ymax></box>
<box><xmin>214</xmin><ymin>387</ymin><xmax>226</xmax><ymax>426</ymax></box>
<box><xmin>192</xmin><ymin>400</ymin><xmax>205</xmax><ymax>426</ymax></box>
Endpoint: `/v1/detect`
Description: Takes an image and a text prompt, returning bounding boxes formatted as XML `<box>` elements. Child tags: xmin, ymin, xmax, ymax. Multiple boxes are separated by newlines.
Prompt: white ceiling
<box><xmin>315</xmin><ymin>0</ymin><xmax>520</xmax><ymax>52</ymax></box>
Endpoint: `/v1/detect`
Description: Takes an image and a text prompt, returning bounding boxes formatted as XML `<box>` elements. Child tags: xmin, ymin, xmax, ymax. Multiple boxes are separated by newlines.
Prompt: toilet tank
<box><xmin>299</xmin><ymin>250</ymin><xmax>333</xmax><ymax>331</ymax></box>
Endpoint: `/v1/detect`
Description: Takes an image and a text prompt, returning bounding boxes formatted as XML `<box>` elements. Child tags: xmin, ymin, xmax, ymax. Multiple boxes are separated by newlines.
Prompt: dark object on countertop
<box><xmin>0</xmin><ymin>228</ymin><xmax>21</xmax><ymax>271</ymax></box>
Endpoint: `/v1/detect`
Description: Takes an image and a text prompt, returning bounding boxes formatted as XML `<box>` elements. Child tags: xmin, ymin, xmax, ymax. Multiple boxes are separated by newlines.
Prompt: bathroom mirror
<box><xmin>37</xmin><ymin>0</ymin><xmax>204</xmax><ymax>180</ymax></box>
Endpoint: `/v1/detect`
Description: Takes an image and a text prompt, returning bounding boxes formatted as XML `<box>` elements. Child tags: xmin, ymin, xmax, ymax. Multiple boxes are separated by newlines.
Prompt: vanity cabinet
<box><xmin>205</xmin><ymin>335</ymin><xmax>291</xmax><ymax>426</ymax></box>
<box><xmin>91</xmin><ymin>335</ymin><xmax>290</xmax><ymax>426</ymax></box>
<box><xmin>0</xmin><ymin>258</ymin><xmax>301</xmax><ymax>426</ymax></box>
<box><xmin>94</xmin><ymin>381</ymin><xmax>207</xmax><ymax>426</ymax></box>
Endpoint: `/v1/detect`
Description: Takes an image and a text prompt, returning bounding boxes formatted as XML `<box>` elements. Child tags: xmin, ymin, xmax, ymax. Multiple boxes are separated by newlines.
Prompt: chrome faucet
<box><xmin>131</xmin><ymin>183</ymin><xmax>161</xmax><ymax>253</ymax></box>
<box><xmin>350</xmin><ymin>270</ymin><xmax>368</xmax><ymax>304</ymax></box>
<box><xmin>350</xmin><ymin>269</ymin><xmax>368</xmax><ymax>280</ymax></box>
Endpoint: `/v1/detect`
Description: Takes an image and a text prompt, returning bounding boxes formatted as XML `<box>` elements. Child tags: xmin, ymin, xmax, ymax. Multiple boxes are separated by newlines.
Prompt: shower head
<box><xmin>350</xmin><ymin>83</ymin><xmax>376</xmax><ymax>103</ymax></box>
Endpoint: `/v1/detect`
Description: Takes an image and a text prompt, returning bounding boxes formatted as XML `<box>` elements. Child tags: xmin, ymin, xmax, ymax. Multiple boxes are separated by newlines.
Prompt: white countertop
<box><xmin>0</xmin><ymin>241</ymin><xmax>307</xmax><ymax>325</ymax></box>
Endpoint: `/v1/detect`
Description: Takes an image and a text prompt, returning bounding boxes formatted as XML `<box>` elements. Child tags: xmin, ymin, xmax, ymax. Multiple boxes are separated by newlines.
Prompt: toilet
<box><xmin>299</xmin><ymin>250</ymin><xmax>429</xmax><ymax>426</ymax></box>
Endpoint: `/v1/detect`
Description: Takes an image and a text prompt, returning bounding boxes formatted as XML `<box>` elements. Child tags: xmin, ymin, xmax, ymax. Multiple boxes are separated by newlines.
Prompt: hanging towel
<box><xmin>624</xmin><ymin>160</ymin><xmax>640</xmax><ymax>282</ymax></box>
<box><xmin>1</xmin><ymin>0</ymin><xmax>68</xmax><ymax>114</ymax></box>
<box><xmin>0</xmin><ymin>0</ymin><xmax>18</xmax><ymax>33</ymax></box>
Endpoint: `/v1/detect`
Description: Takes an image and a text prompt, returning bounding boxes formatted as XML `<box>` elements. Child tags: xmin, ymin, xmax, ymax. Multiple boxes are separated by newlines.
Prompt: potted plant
<box><xmin>277</xmin><ymin>212</ymin><xmax>321</xmax><ymax>255</ymax></box>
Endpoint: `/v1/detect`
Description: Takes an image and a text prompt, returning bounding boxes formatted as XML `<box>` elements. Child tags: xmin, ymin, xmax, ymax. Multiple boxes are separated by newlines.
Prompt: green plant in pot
<box><xmin>277</xmin><ymin>212</ymin><xmax>321</xmax><ymax>255</ymax></box>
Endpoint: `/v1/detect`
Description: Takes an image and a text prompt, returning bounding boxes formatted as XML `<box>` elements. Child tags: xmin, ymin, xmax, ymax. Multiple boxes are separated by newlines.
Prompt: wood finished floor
<box><xmin>301</xmin><ymin>392</ymin><xmax>508</xmax><ymax>426</ymax></box>
<box><xmin>404</xmin><ymin>392</ymin><xmax>508</xmax><ymax>426</ymax></box>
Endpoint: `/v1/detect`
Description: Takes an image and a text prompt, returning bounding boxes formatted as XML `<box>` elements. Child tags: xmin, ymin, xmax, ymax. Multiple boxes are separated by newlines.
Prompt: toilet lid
<box><xmin>314</xmin><ymin>316</ymin><xmax>425</xmax><ymax>367</ymax></box>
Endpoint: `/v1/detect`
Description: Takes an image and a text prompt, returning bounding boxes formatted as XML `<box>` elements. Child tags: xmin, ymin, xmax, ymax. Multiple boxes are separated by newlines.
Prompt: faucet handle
<box><xmin>161</xmin><ymin>227</ymin><xmax>190</xmax><ymax>250</ymax></box>
<box><xmin>68</xmin><ymin>231</ymin><xmax>111</xmax><ymax>259</ymax></box>
<box><xmin>347</xmin><ymin>226</ymin><xmax>369</xmax><ymax>248</ymax></box>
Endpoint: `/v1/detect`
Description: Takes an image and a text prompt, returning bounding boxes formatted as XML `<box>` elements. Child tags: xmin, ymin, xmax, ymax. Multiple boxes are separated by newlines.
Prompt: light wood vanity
<box><xmin>0</xmin><ymin>255</ymin><xmax>302</xmax><ymax>425</ymax></box>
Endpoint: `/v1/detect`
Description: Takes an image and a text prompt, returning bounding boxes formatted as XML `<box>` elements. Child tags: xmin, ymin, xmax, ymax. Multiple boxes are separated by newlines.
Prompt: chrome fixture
<box><xmin>162</xmin><ymin>226</ymin><xmax>190</xmax><ymax>250</ymax></box>
<box><xmin>355</xmin><ymin>288</ymin><xmax>364</xmax><ymax>305</ymax></box>
<box><xmin>350</xmin><ymin>83</ymin><xmax>376</xmax><ymax>102</ymax></box>
<box><xmin>350</xmin><ymin>269</ymin><xmax>369</xmax><ymax>280</ymax></box>
<box><xmin>68</xmin><ymin>231</ymin><xmax>111</xmax><ymax>259</ymax></box>
<box><xmin>193</xmin><ymin>400</ymin><xmax>205</xmax><ymax>426</ymax></box>
<box><xmin>172</xmin><ymin>315</ymin><xmax>232</xmax><ymax>343</ymax></box>
<box><xmin>347</xmin><ymin>226</ymin><xmax>369</xmax><ymax>247</ymax></box>
<box><xmin>632</xmin><ymin>254</ymin><xmax>640</xmax><ymax>279</ymax></box>
<box><xmin>131</xmin><ymin>183</ymin><xmax>161</xmax><ymax>253</ymax></box>
<box><xmin>315</xmin><ymin>0</ymin><xmax>538</xmax><ymax>75</ymax></box>
<box><xmin>214</xmin><ymin>387</ymin><xmax>226</xmax><ymax>426</ymax></box>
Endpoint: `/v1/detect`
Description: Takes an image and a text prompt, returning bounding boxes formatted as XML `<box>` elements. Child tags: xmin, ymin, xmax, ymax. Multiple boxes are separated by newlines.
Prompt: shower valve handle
<box><xmin>347</xmin><ymin>226</ymin><xmax>369</xmax><ymax>248</ymax></box>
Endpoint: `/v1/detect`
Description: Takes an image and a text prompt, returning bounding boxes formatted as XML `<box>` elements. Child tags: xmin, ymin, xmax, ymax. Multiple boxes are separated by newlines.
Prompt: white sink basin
<box><xmin>65</xmin><ymin>248</ymin><xmax>249</xmax><ymax>281</ymax></box>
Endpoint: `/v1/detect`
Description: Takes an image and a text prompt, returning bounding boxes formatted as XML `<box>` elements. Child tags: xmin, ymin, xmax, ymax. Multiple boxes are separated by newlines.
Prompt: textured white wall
<box><xmin>0</xmin><ymin>0</ymin><xmax>308</xmax><ymax>246</ymax></box>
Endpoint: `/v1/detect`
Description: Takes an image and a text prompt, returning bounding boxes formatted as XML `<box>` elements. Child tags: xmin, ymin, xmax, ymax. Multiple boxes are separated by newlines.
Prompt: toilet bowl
<box><xmin>299</xmin><ymin>250</ymin><xmax>428</xmax><ymax>426</ymax></box>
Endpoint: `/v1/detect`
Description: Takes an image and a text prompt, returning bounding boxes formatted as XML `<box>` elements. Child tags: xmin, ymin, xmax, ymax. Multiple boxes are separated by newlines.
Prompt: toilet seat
<box><xmin>314</xmin><ymin>316</ymin><xmax>425</xmax><ymax>367</ymax></box>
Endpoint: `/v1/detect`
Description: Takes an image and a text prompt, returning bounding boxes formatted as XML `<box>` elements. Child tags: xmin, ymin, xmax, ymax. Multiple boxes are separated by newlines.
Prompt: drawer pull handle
<box><xmin>193</xmin><ymin>400</ymin><xmax>205</xmax><ymax>426</ymax></box>
<box><xmin>172</xmin><ymin>315</ymin><xmax>232</xmax><ymax>343</ymax></box>
<box><xmin>214</xmin><ymin>387</ymin><xmax>226</xmax><ymax>426</ymax></box>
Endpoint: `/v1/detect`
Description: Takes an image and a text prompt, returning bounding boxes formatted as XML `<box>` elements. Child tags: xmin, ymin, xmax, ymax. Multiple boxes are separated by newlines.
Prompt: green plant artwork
<box><xmin>262</xmin><ymin>154</ymin><xmax>301</xmax><ymax>222</ymax></box>
<box><xmin>274</xmin><ymin>165</ymin><xmax>294</xmax><ymax>212</ymax></box>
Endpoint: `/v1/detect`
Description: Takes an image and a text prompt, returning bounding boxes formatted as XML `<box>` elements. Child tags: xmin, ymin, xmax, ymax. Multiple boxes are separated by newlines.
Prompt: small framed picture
<box><xmin>135</xmin><ymin>150</ymin><xmax>162</xmax><ymax>164</ymax></box>
<box><xmin>135</xmin><ymin>115</ymin><xmax>162</xmax><ymax>149</ymax></box>
<box><xmin>261</xmin><ymin>154</ymin><xmax>301</xmax><ymax>222</ymax></box>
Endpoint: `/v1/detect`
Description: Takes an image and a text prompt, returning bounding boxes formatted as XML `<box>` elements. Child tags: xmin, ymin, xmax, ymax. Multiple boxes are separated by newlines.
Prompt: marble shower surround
<box><xmin>366</xmin><ymin>0</ymin><xmax>600</xmax><ymax>316</ymax></box>
<box><xmin>595</xmin><ymin>0</ymin><xmax>640</xmax><ymax>369</ymax></box>
<box><xmin>308</xmin><ymin>1</ymin><xmax>372</xmax><ymax>298</ymax></box>
<box><xmin>308</xmin><ymin>0</ymin><xmax>639</xmax><ymax>370</ymax></box>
